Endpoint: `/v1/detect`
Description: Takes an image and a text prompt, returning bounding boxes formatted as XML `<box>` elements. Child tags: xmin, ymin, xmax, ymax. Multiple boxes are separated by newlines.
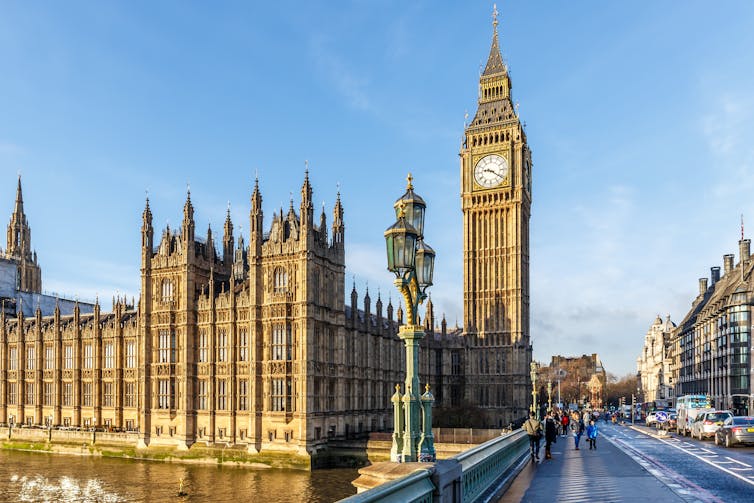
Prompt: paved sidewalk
<box><xmin>497</xmin><ymin>423</ymin><xmax>685</xmax><ymax>502</ymax></box>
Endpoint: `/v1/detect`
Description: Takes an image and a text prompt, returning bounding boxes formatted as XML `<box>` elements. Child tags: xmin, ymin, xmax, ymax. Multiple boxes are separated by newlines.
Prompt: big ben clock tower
<box><xmin>460</xmin><ymin>6</ymin><xmax>532</xmax><ymax>426</ymax></box>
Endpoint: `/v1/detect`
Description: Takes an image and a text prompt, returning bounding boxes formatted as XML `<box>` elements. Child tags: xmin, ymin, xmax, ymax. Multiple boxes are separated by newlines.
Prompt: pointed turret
<box><xmin>223</xmin><ymin>204</ymin><xmax>234</xmax><ymax>266</ymax></box>
<box><xmin>332</xmin><ymin>190</ymin><xmax>344</xmax><ymax>247</ymax></box>
<box><xmin>319</xmin><ymin>202</ymin><xmax>328</xmax><ymax>244</ymax></box>
<box><xmin>182</xmin><ymin>188</ymin><xmax>195</xmax><ymax>247</ymax></box>
<box><xmin>250</xmin><ymin>176</ymin><xmax>263</xmax><ymax>255</ymax></box>
<box><xmin>300</xmin><ymin>163</ymin><xmax>314</xmax><ymax>231</ymax></box>
<box><xmin>141</xmin><ymin>197</ymin><xmax>154</xmax><ymax>253</ymax></box>
<box><xmin>233</xmin><ymin>232</ymin><xmax>248</xmax><ymax>282</ymax></box>
<box><xmin>206</xmin><ymin>223</ymin><xmax>216</xmax><ymax>262</ymax></box>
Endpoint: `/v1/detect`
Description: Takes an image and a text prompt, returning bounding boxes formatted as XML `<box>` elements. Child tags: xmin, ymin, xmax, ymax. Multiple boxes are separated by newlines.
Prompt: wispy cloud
<box><xmin>309</xmin><ymin>36</ymin><xmax>373</xmax><ymax>113</ymax></box>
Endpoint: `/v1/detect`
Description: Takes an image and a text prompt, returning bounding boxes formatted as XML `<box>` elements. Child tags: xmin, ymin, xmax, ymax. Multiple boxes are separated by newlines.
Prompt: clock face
<box><xmin>474</xmin><ymin>154</ymin><xmax>508</xmax><ymax>188</ymax></box>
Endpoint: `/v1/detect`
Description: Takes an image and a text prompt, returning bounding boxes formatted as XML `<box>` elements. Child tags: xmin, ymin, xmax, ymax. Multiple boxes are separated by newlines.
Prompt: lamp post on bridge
<box><xmin>530</xmin><ymin>361</ymin><xmax>539</xmax><ymax>419</ymax></box>
<box><xmin>547</xmin><ymin>379</ymin><xmax>552</xmax><ymax>412</ymax></box>
<box><xmin>384</xmin><ymin>173</ymin><xmax>436</xmax><ymax>463</ymax></box>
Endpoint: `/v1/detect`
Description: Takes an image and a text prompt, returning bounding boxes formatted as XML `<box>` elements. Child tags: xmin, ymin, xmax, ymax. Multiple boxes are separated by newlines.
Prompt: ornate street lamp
<box><xmin>547</xmin><ymin>379</ymin><xmax>553</xmax><ymax>412</ymax></box>
<box><xmin>530</xmin><ymin>361</ymin><xmax>539</xmax><ymax>419</ymax></box>
<box><xmin>385</xmin><ymin>173</ymin><xmax>436</xmax><ymax>463</ymax></box>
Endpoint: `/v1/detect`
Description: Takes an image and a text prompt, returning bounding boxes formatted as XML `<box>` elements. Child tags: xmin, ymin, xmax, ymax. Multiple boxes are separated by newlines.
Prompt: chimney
<box><xmin>711</xmin><ymin>266</ymin><xmax>721</xmax><ymax>285</ymax></box>
<box><xmin>740</xmin><ymin>239</ymin><xmax>751</xmax><ymax>264</ymax></box>
<box><xmin>724</xmin><ymin>254</ymin><xmax>735</xmax><ymax>275</ymax></box>
<box><xmin>699</xmin><ymin>278</ymin><xmax>708</xmax><ymax>295</ymax></box>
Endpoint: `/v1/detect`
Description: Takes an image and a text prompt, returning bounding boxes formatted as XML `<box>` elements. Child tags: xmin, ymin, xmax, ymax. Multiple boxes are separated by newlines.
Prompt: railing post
<box><xmin>430</xmin><ymin>459</ymin><xmax>462</xmax><ymax>503</ymax></box>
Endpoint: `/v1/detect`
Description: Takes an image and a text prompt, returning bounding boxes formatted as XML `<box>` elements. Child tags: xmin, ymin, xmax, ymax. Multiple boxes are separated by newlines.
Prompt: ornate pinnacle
<box><xmin>406</xmin><ymin>172</ymin><xmax>414</xmax><ymax>190</ymax></box>
<box><xmin>425</xmin><ymin>383</ymin><xmax>430</xmax><ymax>392</ymax></box>
<box><xmin>493</xmin><ymin>3</ymin><xmax>499</xmax><ymax>31</ymax></box>
<box><xmin>395</xmin><ymin>384</ymin><xmax>401</xmax><ymax>392</ymax></box>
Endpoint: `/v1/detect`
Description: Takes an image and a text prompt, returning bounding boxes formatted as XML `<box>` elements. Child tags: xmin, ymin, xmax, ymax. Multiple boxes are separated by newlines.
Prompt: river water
<box><xmin>0</xmin><ymin>450</ymin><xmax>358</xmax><ymax>502</ymax></box>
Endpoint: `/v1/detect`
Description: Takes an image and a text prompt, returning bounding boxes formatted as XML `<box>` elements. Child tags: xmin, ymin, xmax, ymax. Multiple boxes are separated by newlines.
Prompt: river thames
<box><xmin>0</xmin><ymin>450</ymin><xmax>359</xmax><ymax>502</ymax></box>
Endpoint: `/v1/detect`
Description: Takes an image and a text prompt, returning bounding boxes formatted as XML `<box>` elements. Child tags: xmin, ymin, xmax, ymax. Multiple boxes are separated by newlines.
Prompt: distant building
<box><xmin>670</xmin><ymin>238</ymin><xmax>753</xmax><ymax>415</ymax></box>
<box><xmin>539</xmin><ymin>354</ymin><xmax>606</xmax><ymax>409</ymax></box>
<box><xmin>0</xmin><ymin>177</ymin><xmax>92</xmax><ymax>317</ymax></box>
<box><xmin>636</xmin><ymin>315</ymin><xmax>675</xmax><ymax>406</ymax></box>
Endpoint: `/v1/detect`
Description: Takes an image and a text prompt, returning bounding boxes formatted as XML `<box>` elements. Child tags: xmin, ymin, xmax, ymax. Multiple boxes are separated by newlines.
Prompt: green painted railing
<box><xmin>341</xmin><ymin>469</ymin><xmax>435</xmax><ymax>503</ymax></box>
<box><xmin>454</xmin><ymin>429</ymin><xmax>528</xmax><ymax>503</ymax></box>
<box><xmin>339</xmin><ymin>429</ymin><xmax>528</xmax><ymax>502</ymax></box>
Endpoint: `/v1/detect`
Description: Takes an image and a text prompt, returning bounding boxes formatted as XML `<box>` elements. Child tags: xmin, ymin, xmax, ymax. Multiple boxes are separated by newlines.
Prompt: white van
<box><xmin>676</xmin><ymin>395</ymin><xmax>712</xmax><ymax>436</ymax></box>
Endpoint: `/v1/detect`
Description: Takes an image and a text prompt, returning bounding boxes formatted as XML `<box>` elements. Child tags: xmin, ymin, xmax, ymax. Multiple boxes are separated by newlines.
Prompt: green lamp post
<box><xmin>385</xmin><ymin>173</ymin><xmax>436</xmax><ymax>463</ymax></box>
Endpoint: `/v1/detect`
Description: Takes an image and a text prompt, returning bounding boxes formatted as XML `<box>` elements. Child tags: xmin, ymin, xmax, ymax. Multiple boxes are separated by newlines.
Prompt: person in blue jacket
<box><xmin>586</xmin><ymin>419</ymin><xmax>598</xmax><ymax>450</ymax></box>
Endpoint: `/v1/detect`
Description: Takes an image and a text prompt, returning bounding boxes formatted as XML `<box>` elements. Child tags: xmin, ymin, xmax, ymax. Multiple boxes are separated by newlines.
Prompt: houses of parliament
<box><xmin>0</xmin><ymin>12</ymin><xmax>532</xmax><ymax>462</ymax></box>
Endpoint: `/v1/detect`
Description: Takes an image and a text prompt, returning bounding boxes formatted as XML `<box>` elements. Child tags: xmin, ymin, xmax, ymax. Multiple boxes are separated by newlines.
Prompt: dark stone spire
<box><xmin>482</xmin><ymin>5</ymin><xmax>506</xmax><ymax>76</ymax></box>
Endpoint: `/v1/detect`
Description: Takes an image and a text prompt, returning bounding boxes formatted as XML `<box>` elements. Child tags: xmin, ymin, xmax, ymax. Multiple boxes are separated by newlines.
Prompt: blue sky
<box><xmin>2</xmin><ymin>1</ymin><xmax>754</xmax><ymax>376</ymax></box>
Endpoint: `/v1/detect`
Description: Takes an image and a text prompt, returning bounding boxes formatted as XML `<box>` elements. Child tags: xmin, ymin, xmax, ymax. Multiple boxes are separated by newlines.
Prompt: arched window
<box><xmin>274</xmin><ymin>267</ymin><xmax>288</xmax><ymax>293</ymax></box>
<box><xmin>161</xmin><ymin>279</ymin><xmax>174</xmax><ymax>302</ymax></box>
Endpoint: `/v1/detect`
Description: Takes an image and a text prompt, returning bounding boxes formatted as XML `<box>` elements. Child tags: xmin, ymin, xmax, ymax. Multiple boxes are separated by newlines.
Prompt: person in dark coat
<box><xmin>544</xmin><ymin>410</ymin><xmax>559</xmax><ymax>459</ymax></box>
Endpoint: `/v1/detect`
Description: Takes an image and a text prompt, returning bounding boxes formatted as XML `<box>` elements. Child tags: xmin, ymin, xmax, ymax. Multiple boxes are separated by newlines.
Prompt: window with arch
<box><xmin>273</xmin><ymin>267</ymin><xmax>288</xmax><ymax>293</ymax></box>
<box><xmin>161</xmin><ymin>279</ymin><xmax>174</xmax><ymax>302</ymax></box>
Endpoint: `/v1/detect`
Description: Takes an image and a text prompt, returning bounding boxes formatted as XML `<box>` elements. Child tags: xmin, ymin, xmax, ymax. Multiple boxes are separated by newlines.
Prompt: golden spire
<box><xmin>406</xmin><ymin>172</ymin><xmax>414</xmax><ymax>190</ymax></box>
<box><xmin>493</xmin><ymin>3</ymin><xmax>499</xmax><ymax>32</ymax></box>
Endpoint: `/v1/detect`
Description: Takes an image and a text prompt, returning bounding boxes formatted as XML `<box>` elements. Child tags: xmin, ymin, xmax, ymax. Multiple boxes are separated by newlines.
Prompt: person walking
<box><xmin>586</xmin><ymin>419</ymin><xmax>598</xmax><ymax>450</ymax></box>
<box><xmin>561</xmin><ymin>411</ymin><xmax>569</xmax><ymax>437</ymax></box>
<box><xmin>544</xmin><ymin>411</ymin><xmax>558</xmax><ymax>460</ymax></box>
<box><xmin>523</xmin><ymin>411</ymin><xmax>542</xmax><ymax>461</ymax></box>
<box><xmin>572</xmin><ymin>412</ymin><xmax>585</xmax><ymax>450</ymax></box>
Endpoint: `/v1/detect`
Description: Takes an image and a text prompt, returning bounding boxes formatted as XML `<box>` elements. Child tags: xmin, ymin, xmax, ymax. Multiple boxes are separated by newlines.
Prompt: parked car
<box><xmin>646</xmin><ymin>411</ymin><xmax>660</xmax><ymax>427</ymax></box>
<box><xmin>715</xmin><ymin>416</ymin><xmax>754</xmax><ymax>447</ymax></box>
<box><xmin>690</xmin><ymin>410</ymin><xmax>732</xmax><ymax>440</ymax></box>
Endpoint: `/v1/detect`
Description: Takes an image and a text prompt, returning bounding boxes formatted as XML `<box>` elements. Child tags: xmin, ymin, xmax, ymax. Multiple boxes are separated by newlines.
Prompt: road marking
<box><xmin>726</xmin><ymin>457</ymin><xmax>751</xmax><ymax>468</ymax></box>
<box><xmin>629</xmin><ymin>428</ymin><xmax>754</xmax><ymax>488</ymax></box>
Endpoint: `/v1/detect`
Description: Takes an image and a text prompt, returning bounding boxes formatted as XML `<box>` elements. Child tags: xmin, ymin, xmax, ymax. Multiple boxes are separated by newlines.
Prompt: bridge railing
<box><xmin>340</xmin><ymin>429</ymin><xmax>528</xmax><ymax>503</ymax></box>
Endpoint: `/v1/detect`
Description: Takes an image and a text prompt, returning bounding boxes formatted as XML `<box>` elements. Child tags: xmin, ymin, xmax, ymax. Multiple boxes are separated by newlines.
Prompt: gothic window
<box><xmin>83</xmin><ymin>343</ymin><xmax>93</xmax><ymax>369</ymax></box>
<box><xmin>158</xmin><ymin>379</ymin><xmax>174</xmax><ymax>409</ymax></box>
<box><xmin>25</xmin><ymin>382</ymin><xmax>34</xmax><ymax>405</ymax></box>
<box><xmin>8</xmin><ymin>346</ymin><xmax>17</xmax><ymax>370</ymax></box>
<box><xmin>217</xmin><ymin>329</ymin><xmax>228</xmax><ymax>362</ymax></box>
<box><xmin>273</xmin><ymin>267</ymin><xmax>288</xmax><ymax>293</ymax></box>
<box><xmin>44</xmin><ymin>345</ymin><xmax>53</xmax><ymax>369</ymax></box>
<box><xmin>125</xmin><ymin>382</ymin><xmax>135</xmax><ymax>407</ymax></box>
<box><xmin>44</xmin><ymin>382</ymin><xmax>53</xmax><ymax>406</ymax></box>
<box><xmin>158</xmin><ymin>330</ymin><xmax>176</xmax><ymax>363</ymax></box>
<box><xmin>8</xmin><ymin>382</ymin><xmax>17</xmax><ymax>405</ymax></box>
<box><xmin>198</xmin><ymin>330</ymin><xmax>208</xmax><ymax>363</ymax></box>
<box><xmin>238</xmin><ymin>379</ymin><xmax>248</xmax><ymax>411</ymax></box>
<box><xmin>239</xmin><ymin>329</ymin><xmax>248</xmax><ymax>362</ymax></box>
<box><xmin>216</xmin><ymin>379</ymin><xmax>227</xmax><ymax>410</ymax></box>
<box><xmin>271</xmin><ymin>378</ymin><xmax>287</xmax><ymax>412</ymax></box>
<box><xmin>272</xmin><ymin>324</ymin><xmax>291</xmax><ymax>361</ymax></box>
<box><xmin>126</xmin><ymin>341</ymin><xmax>136</xmax><ymax>368</ymax></box>
<box><xmin>25</xmin><ymin>345</ymin><xmax>35</xmax><ymax>370</ymax></box>
<box><xmin>104</xmin><ymin>342</ymin><xmax>114</xmax><ymax>368</ymax></box>
<box><xmin>63</xmin><ymin>382</ymin><xmax>72</xmax><ymax>406</ymax></box>
<box><xmin>451</xmin><ymin>351</ymin><xmax>461</xmax><ymax>375</ymax></box>
<box><xmin>161</xmin><ymin>279</ymin><xmax>174</xmax><ymax>302</ymax></box>
<box><xmin>197</xmin><ymin>380</ymin><xmax>207</xmax><ymax>410</ymax></box>
<box><xmin>82</xmin><ymin>382</ymin><xmax>92</xmax><ymax>407</ymax></box>
<box><xmin>63</xmin><ymin>345</ymin><xmax>73</xmax><ymax>369</ymax></box>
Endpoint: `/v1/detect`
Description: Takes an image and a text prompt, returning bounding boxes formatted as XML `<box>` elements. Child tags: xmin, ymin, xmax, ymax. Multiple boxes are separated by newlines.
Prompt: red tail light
<box><xmin>704</xmin><ymin>420</ymin><xmax>713</xmax><ymax>425</ymax></box>
<box><xmin>732</xmin><ymin>427</ymin><xmax>742</xmax><ymax>432</ymax></box>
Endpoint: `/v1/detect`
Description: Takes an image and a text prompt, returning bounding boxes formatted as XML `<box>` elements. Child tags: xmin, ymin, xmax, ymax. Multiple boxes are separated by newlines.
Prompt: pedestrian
<box><xmin>544</xmin><ymin>410</ymin><xmax>558</xmax><ymax>460</ymax></box>
<box><xmin>586</xmin><ymin>419</ymin><xmax>598</xmax><ymax>450</ymax></box>
<box><xmin>523</xmin><ymin>411</ymin><xmax>542</xmax><ymax>461</ymax></box>
<box><xmin>572</xmin><ymin>412</ymin><xmax>585</xmax><ymax>450</ymax></box>
<box><xmin>561</xmin><ymin>411</ymin><xmax>569</xmax><ymax>437</ymax></box>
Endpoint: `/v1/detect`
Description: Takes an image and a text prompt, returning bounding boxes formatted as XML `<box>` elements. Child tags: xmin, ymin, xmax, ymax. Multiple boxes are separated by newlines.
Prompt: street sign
<box><xmin>656</xmin><ymin>411</ymin><xmax>668</xmax><ymax>423</ymax></box>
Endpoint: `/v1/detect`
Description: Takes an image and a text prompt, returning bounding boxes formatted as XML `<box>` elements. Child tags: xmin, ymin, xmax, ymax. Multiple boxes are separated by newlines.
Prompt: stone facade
<box><xmin>458</xmin><ymin>13</ymin><xmax>532</xmax><ymax>426</ymax></box>
<box><xmin>669</xmin><ymin>238</ymin><xmax>754</xmax><ymax>415</ymax></box>
<box><xmin>636</xmin><ymin>315</ymin><xmax>675</xmax><ymax>406</ymax></box>
<box><xmin>539</xmin><ymin>354</ymin><xmax>607</xmax><ymax>409</ymax></box>
<box><xmin>0</xmin><ymin>12</ymin><xmax>536</xmax><ymax>459</ymax></box>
